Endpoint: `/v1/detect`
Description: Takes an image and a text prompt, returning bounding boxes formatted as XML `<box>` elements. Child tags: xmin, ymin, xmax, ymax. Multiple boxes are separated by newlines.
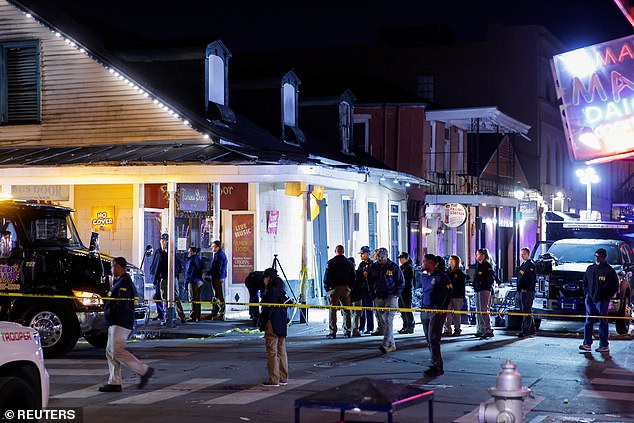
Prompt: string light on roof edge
<box><xmin>17</xmin><ymin>6</ymin><xmax>211</xmax><ymax>141</ymax></box>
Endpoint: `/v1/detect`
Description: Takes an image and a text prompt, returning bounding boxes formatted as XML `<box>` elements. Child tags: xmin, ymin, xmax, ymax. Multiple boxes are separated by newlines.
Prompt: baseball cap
<box><xmin>595</xmin><ymin>248</ymin><xmax>607</xmax><ymax>258</ymax></box>
<box><xmin>359</xmin><ymin>246</ymin><xmax>371</xmax><ymax>254</ymax></box>
<box><xmin>397</xmin><ymin>252</ymin><xmax>409</xmax><ymax>260</ymax></box>
<box><xmin>377</xmin><ymin>247</ymin><xmax>389</xmax><ymax>258</ymax></box>
<box><xmin>160</xmin><ymin>233</ymin><xmax>169</xmax><ymax>240</ymax></box>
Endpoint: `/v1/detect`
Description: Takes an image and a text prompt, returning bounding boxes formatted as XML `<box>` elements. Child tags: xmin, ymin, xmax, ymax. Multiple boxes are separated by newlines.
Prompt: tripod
<box><xmin>272</xmin><ymin>254</ymin><xmax>307</xmax><ymax>324</ymax></box>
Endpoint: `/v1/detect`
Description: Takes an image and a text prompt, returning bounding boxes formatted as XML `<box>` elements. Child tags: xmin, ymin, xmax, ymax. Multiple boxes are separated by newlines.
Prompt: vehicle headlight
<box><xmin>73</xmin><ymin>290</ymin><xmax>104</xmax><ymax>307</ymax></box>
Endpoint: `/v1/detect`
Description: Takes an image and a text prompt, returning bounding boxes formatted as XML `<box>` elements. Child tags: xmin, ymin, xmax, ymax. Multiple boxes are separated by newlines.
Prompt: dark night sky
<box><xmin>48</xmin><ymin>0</ymin><xmax>634</xmax><ymax>52</ymax></box>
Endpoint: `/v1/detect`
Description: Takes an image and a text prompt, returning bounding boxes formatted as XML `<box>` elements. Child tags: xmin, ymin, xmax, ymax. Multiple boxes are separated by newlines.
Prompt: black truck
<box><xmin>492</xmin><ymin>218</ymin><xmax>634</xmax><ymax>334</ymax></box>
<box><xmin>0</xmin><ymin>200</ymin><xmax>148</xmax><ymax>357</ymax></box>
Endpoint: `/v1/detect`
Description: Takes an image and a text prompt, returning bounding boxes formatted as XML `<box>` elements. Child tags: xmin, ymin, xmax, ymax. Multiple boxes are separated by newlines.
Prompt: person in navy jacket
<box><xmin>207</xmin><ymin>240</ymin><xmax>228</xmax><ymax>320</ymax></box>
<box><xmin>100</xmin><ymin>257</ymin><xmax>154</xmax><ymax>392</ymax></box>
<box><xmin>258</xmin><ymin>268</ymin><xmax>292</xmax><ymax>387</ymax></box>
<box><xmin>420</xmin><ymin>254</ymin><xmax>453</xmax><ymax>378</ymax></box>
<box><xmin>367</xmin><ymin>247</ymin><xmax>405</xmax><ymax>354</ymax></box>
<box><xmin>185</xmin><ymin>246</ymin><xmax>204</xmax><ymax>322</ymax></box>
<box><xmin>516</xmin><ymin>247</ymin><xmax>537</xmax><ymax>337</ymax></box>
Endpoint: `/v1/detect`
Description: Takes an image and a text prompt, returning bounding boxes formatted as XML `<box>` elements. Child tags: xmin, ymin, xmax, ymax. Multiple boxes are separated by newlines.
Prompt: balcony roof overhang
<box><xmin>426</xmin><ymin>107</ymin><xmax>531</xmax><ymax>141</ymax></box>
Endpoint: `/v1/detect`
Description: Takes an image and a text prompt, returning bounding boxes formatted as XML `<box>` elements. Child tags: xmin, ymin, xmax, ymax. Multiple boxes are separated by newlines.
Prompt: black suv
<box><xmin>0</xmin><ymin>200</ymin><xmax>147</xmax><ymax>357</ymax></box>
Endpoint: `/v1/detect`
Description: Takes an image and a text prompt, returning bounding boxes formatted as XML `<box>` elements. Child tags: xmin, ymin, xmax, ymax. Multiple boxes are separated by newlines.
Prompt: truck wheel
<box><xmin>84</xmin><ymin>333</ymin><xmax>108</xmax><ymax>348</ymax></box>
<box><xmin>0</xmin><ymin>377</ymin><xmax>38</xmax><ymax>414</ymax></box>
<box><xmin>534</xmin><ymin>318</ymin><xmax>541</xmax><ymax>330</ymax></box>
<box><xmin>615</xmin><ymin>288</ymin><xmax>632</xmax><ymax>335</ymax></box>
<box><xmin>24</xmin><ymin>305</ymin><xmax>79</xmax><ymax>358</ymax></box>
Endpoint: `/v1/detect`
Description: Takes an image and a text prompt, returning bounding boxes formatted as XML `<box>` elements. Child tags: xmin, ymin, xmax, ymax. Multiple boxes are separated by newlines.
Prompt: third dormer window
<box><xmin>282</xmin><ymin>82</ymin><xmax>296</xmax><ymax>126</ymax></box>
<box><xmin>208</xmin><ymin>55</ymin><xmax>224</xmax><ymax>105</ymax></box>
<box><xmin>205</xmin><ymin>40</ymin><xmax>231</xmax><ymax>108</ymax></box>
<box><xmin>340</xmin><ymin>101</ymin><xmax>352</xmax><ymax>153</ymax></box>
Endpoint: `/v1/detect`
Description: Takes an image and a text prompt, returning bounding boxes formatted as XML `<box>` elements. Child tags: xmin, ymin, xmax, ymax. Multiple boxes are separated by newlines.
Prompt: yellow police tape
<box><xmin>0</xmin><ymin>290</ymin><xmax>631</xmax><ymax>321</ymax></box>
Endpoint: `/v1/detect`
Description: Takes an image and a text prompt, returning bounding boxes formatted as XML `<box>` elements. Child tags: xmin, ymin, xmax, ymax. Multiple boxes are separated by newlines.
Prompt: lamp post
<box><xmin>575</xmin><ymin>167</ymin><xmax>600</xmax><ymax>219</ymax></box>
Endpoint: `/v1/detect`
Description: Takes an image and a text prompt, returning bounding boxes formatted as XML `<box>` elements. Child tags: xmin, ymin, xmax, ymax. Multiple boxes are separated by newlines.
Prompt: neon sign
<box><xmin>552</xmin><ymin>34</ymin><xmax>634</xmax><ymax>163</ymax></box>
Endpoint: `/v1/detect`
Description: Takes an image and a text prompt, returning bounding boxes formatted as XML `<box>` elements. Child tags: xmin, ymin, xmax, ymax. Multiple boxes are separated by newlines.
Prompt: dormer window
<box><xmin>339</xmin><ymin>90</ymin><xmax>355</xmax><ymax>154</ymax></box>
<box><xmin>208</xmin><ymin>55</ymin><xmax>225</xmax><ymax>105</ymax></box>
<box><xmin>340</xmin><ymin>101</ymin><xmax>352</xmax><ymax>153</ymax></box>
<box><xmin>281</xmin><ymin>70</ymin><xmax>305</xmax><ymax>144</ymax></box>
<box><xmin>205</xmin><ymin>40</ymin><xmax>235</xmax><ymax>124</ymax></box>
<box><xmin>282</xmin><ymin>83</ymin><xmax>296</xmax><ymax>126</ymax></box>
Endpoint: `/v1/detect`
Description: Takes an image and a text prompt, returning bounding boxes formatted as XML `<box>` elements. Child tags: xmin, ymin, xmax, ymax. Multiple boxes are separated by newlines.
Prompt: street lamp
<box><xmin>575</xmin><ymin>167</ymin><xmax>600</xmax><ymax>218</ymax></box>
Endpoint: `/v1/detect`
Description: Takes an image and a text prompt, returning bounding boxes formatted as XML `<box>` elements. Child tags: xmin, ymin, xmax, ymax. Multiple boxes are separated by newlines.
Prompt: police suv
<box><xmin>0</xmin><ymin>321</ymin><xmax>49</xmax><ymax>415</ymax></box>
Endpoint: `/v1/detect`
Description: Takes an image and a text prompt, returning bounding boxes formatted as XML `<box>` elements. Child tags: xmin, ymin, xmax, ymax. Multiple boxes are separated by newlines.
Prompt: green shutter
<box><xmin>6</xmin><ymin>44</ymin><xmax>39</xmax><ymax>123</ymax></box>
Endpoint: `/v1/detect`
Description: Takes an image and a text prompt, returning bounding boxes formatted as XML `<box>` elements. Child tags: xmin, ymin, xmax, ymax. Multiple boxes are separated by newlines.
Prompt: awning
<box><xmin>426</xmin><ymin>107</ymin><xmax>531</xmax><ymax>140</ymax></box>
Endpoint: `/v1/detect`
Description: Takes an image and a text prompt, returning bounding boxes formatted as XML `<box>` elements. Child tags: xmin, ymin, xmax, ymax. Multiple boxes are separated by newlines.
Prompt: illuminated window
<box><xmin>282</xmin><ymin>83</ymin><xmax>296</xmax><ymax>126</ymax></box>
<box><xmin>0</xmin><ymin>40</ymin><xmax>40</xmax><ymax>124</ymax></box>
<box><xmin>205</xmin><ymin>40</ymin><xmax>231</xmax><ymax>107</ymax></box>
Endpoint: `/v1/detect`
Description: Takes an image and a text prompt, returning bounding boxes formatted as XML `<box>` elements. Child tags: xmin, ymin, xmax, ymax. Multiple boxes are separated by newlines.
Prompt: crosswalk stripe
<box><xmin>203</xmin><ymin>379</ymin><xmax>316</xmax><ymax>405</ymax></box>
<box><xmin>48</xmin><ymin>369</ymin><xmax>108</xmax><ymax>376</ymax></box>
<box><xmin>109</xmin><ymin>378</ymin><xmax>228</xmax><ymax>405</ymax></box>
<box><xmin>579</xmin><ymin>389</ymin><xmax>634</xmax><ymax>401</ymax></box>
<box><xmin>52</xmin><ymin>382</ymin><xmax>135</xmax><ymax>399</ymax></box>
<box><xmin>46</xmin><ymin>359</ymin><xmax>110</xmax><ymax>365</ymax></box>
<box><xmin>591</xmin><ymin>378</ymin><xmax>634</xmax><ymax>387</ymax></box>
<box><xmin>46</xmin><ymin>360</ymin><xmax>160</xmax><ymax>377</ymax></box>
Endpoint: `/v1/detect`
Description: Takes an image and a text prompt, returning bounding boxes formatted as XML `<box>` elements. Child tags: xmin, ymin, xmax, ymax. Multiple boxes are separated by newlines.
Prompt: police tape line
<box><xmin>0</xmin><ymin>290</ymin><xmax>631</xmax><ymax>321</ymax></box>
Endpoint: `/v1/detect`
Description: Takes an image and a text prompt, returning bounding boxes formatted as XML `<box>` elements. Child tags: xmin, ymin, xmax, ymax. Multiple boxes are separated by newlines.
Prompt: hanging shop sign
<box><xmin>552</xmin><ymin>33</ymin><xmax>634</xmax><ymax>163</ymax></box>
<box><xmin>231</xmin><ymin>213</ymin><xmax>255</xmax><ymax>284</ymax></box>
<box><xmin>441</xmin><ymin>203</ymin><xmax>467</xmax><ymax>228</ymax></box>
<box><xmin>91</xmin><ymin>206</ymin><xmax>115</xmax><ymax>232</ymax></box>
<box><xmin>179</xmin><ymin>183</ymin><xmax>208</xmax><ymax>212</ymax></box>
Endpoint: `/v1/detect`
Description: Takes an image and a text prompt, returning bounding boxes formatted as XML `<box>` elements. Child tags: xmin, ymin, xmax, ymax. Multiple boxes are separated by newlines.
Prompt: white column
<box><xmin>166</xmin><ymin>182</ymin><xmax>177</xmax><ymax>327</ymax></box>
<box><xmin>213</xmin><ymin>183</ymin><xmax>221</xmax><ymax>242</ymax></box>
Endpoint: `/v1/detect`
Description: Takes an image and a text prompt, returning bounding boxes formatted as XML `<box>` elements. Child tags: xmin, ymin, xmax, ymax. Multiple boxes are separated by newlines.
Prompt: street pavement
<box><xmin>44</xmin><ymin>308</ymin><xmax>634</xmax><ymax>423</ymax></box>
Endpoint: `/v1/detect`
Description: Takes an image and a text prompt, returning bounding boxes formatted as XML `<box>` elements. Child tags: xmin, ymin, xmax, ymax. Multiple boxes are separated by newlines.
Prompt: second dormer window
<box><xmin>208</xmin><ymin>54</ymin><xmax>225</xmax><ymax>106</ymax></box>
<box><xmin>340</xmin><ymin>101</ymin><xmax>352</xmax><ymax>153</ymax></box>
<box><xmin>282</xmin><ymin>82</ymin><xmax>296</xmax><ymax>126</ymax></box>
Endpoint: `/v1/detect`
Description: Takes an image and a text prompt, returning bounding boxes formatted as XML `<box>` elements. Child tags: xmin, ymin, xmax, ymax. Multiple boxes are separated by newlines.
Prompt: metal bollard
<box><xmin>478</xmin><ymin>359</ymin><xmax>531</xmax><ymax>423</ymax></box>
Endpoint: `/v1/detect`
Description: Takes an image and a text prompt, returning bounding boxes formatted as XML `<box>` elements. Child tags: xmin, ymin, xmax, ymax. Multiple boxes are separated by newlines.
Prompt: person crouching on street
<box><xmin>259</xmin><ymin>267</ymin><xmax>292</xmax><ymax>387</ymax></box>
<box><xmin>100</xmin><ymin>256</ymin><xmax>154</xmax><ymax>392</ymax></box>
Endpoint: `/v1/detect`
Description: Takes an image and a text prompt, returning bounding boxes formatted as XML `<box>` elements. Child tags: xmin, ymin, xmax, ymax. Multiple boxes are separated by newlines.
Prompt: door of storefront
<box><xmin>312</xmin><ymin>198</ymin><xmax>328</xmax><ymax>298</ymax></box>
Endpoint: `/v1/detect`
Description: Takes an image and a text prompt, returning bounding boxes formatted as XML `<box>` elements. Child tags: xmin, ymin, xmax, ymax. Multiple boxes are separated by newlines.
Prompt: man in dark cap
<box><xmin>397</xmin><ymin>252</ymin><xmax>415</xmax><ymax>334</ymax></box>
<box><xmin>354</xmin><ymin>246</ymin><xmax>374</xmax><ymax>334</ymax></box>
<box><xmin>579</xmin><ymin>248</ymin><xmax>619</xmax><ymax>353</ymax></box>
<box><xmin>150</xmin><ymin>233</ymin><xmax>186</xmax><ymax>324</ymax></box>
<box><xmin>323</xmin><ymin>245</ymin><xmax>355</xmax><ymax>339</ymax></box>
<box><xmin>367</xmin><ymin>247</ymin><xmax>404</xmax><ymax>353</ymax></box>
<box><xmin>207</xmin><ymin>240</ymin><xmax>228</xmax><ymax>320</ymax></box>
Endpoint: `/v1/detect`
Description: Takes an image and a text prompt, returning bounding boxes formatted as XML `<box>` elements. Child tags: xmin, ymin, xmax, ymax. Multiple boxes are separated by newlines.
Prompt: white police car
<box><xmin>0</xmin><ymin>321</ymin><xmax>49</xmax><ymax>414</ymax></box>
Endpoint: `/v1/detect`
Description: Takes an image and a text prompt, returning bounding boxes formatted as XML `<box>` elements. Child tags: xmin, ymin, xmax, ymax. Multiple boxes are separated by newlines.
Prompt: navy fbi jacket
<box><xmin>472</xmin><ymin>261</ymin><xmax>495</xmax><ymax>292</ymax></box>
<box><xmin>421</xmin><ymin>268</ymin><xmax>453</xmax><ymax>309</ymax></box>
<box><xmin>104</xmin><ymin>272</ymin><xmax>136</xmax><ymax>330</ymax></box>
<box><xmin>367</xmin><ymin>259</ymin><xmax>405</xmax><ymax>299</ymax></box>
<box><xmin>583</xmin><ymin>262</ymin><xmax>619</xmax><ymax>301</ymax></box>
<box><xmin>516</xmin><ymin>259</ymin><xmax>537</xmax><ymax>292</ymax></box>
